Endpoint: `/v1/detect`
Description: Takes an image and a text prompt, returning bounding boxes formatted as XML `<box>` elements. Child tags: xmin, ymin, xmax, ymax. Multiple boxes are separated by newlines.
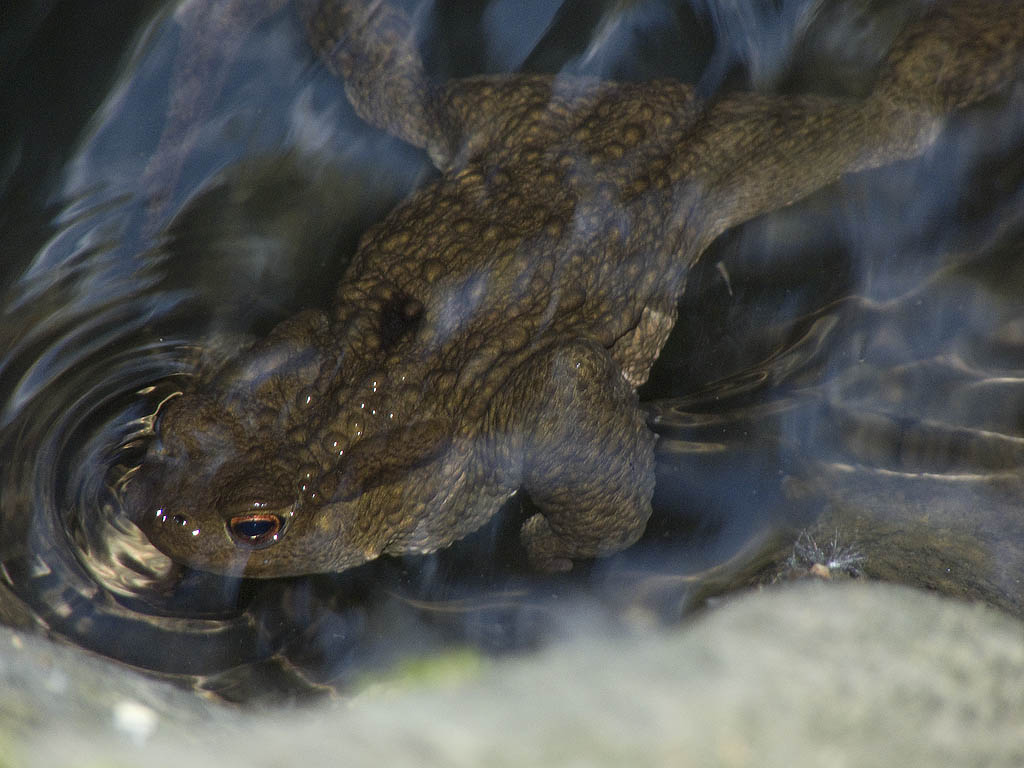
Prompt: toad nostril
<box><xmin>171</xmin><ymin>514</ymin><xmax>188</xmax><ymax>526</ymax></box>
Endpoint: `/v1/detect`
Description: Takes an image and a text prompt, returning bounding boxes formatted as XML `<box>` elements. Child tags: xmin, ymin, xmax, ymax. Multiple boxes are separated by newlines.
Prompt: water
<box><xmin>1</xmin><ymin>0</ymin><xmax>1022</xmax><ymax>701</ymax></box>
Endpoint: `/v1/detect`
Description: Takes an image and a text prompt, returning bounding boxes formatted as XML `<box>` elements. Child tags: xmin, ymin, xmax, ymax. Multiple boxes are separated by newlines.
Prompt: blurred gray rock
<box><xmin>2</xmin><ymin>581</ymin><xmax>1022</xmax><ymax>767</ymax></box>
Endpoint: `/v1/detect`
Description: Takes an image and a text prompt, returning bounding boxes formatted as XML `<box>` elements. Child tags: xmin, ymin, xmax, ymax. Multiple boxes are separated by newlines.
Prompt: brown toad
<box><xmin>124</xmin><ymin>0</ymin><xmax>1024</xmax><ymax>577</ymax></box>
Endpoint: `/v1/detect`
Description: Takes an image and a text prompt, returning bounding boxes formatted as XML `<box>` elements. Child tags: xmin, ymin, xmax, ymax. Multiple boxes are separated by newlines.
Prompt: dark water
<box><xmin>1</xmin><ymin>0</ymin><xmax>1022</xmax><ymax>701</ymax></box>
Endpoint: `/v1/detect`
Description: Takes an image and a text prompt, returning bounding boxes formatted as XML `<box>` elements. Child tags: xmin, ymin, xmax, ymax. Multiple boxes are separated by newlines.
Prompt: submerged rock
<box><xmin>3</xmin><ymin>581</ymin><xmax>1021</xmax><ymax>767</ymax></box>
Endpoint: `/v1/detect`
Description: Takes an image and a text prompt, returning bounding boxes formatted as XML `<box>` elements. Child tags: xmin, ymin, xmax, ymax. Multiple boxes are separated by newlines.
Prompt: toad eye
<box><xmin>228</xmin><ymin>514</ymin><xmax>282</xmax><ymax>548</ymax></box>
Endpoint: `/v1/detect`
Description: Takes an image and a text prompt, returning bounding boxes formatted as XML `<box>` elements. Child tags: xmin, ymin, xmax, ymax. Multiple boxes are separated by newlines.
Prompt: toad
<box><xmin>124</xmin><ymin>0</ymin><xmax>1023</xmax><ymax>577</ymax></box>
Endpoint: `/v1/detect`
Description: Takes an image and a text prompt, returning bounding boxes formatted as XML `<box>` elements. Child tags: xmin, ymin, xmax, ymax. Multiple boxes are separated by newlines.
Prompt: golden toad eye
<box><xmin>228</xmin><ymin>514</ymin><xmax>282</xmax><ymax>548</ymax></box>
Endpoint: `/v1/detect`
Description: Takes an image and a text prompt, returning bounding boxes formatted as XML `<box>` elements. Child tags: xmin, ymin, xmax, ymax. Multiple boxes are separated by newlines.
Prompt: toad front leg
<box><xmin>490</xmin><ymin>339</ymin><xmax>656</xmax><ymax>572</ymax></box>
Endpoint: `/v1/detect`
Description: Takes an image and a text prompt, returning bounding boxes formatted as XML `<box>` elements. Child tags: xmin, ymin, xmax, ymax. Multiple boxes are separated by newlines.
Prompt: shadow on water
<box><xmin>0</xmin><ymin>0</ymin><xmax>1022</xmax><ymax>701</ymax></box>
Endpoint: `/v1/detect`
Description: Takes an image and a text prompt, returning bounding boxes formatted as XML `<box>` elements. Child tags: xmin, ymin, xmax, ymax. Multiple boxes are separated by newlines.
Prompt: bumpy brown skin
<box><xmin>125</xmin><ymin>0</ymin><xmax>1024</xmax><ymax>578</ymax></box>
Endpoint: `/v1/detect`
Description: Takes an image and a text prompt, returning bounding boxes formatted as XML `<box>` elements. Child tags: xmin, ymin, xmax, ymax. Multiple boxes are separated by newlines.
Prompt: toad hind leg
<box><xmin>494</xmin><ymin>339</ymin><xmax>656</xmax><ymax>572</ymax></box>
<box><xmin>296</xmin><ymin>0</ymin><xmax>452</xmax><ymax>166</ymax></box>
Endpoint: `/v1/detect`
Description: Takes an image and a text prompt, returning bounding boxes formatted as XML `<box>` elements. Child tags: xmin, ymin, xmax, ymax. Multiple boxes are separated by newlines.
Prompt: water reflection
<box><xmin>0</xmin><ymin>0</ymin><xmax>1022</xmax><ymax>701</ymax></box>
<box><xmin>648</xmin><ymin>90</ymin><xmax>1024</xmax><ymax>613</ymax></box>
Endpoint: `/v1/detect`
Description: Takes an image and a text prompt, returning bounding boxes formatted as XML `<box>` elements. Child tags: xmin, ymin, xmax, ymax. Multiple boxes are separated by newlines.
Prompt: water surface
<box><xmin>1</xmin><ymin>0</ymin><xmax>1022</xmax><ymax>700</ymax></box>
